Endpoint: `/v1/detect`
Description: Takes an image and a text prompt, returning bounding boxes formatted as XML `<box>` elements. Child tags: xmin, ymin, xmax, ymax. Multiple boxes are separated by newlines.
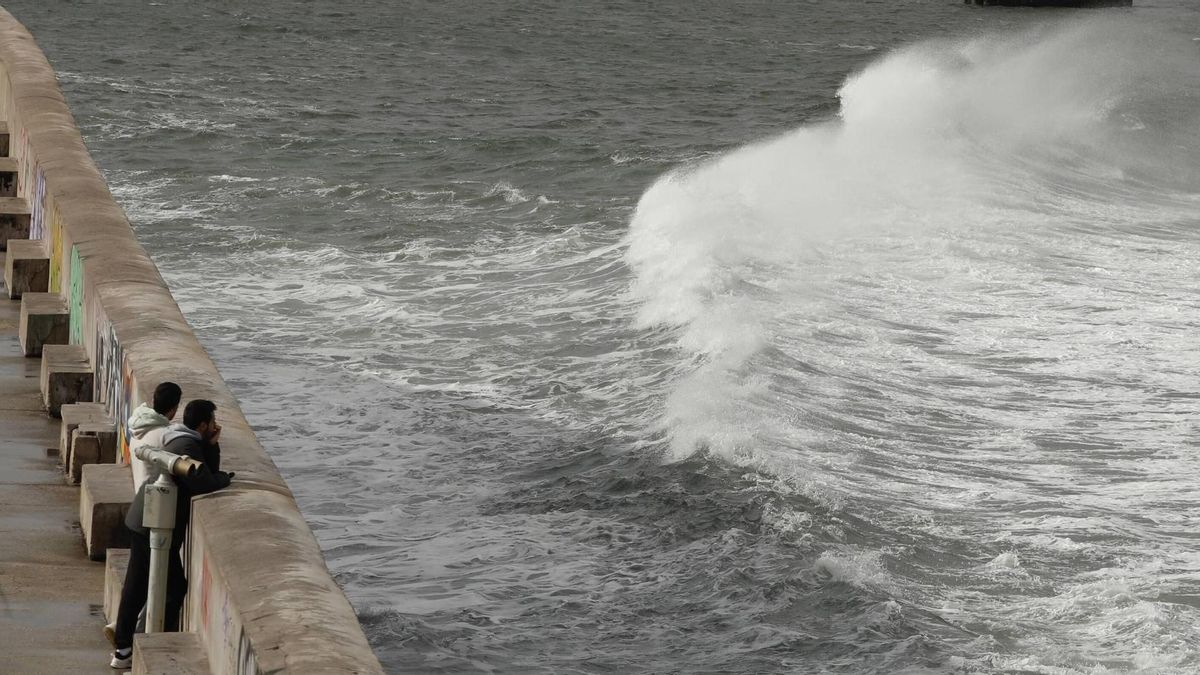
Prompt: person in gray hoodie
<box><xmin>127</xmin><ymin>382</ymin><xmax>183</xmax><ymax>492</ymax></box>
<box><xmin>110</xmin><ymin>399</ymin><xmax>233</xmax><ymax>669</ymax></box>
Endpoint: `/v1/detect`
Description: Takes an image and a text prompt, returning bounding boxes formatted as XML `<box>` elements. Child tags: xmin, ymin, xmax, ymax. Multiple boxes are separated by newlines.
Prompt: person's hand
<box><xmin>210</xmin><ymin>422</ymin><xmax>222</xmax><ymax>444</ymax></box>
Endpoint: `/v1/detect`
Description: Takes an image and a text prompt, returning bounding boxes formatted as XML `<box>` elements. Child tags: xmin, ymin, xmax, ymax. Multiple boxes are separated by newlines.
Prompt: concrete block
<box><xmin>76</xmin><ymin>421</ymin><xmax>118</xmax><ymax>463</ymax></box>
<box><xmin>68</xmin><ymin>422</ymin><xmax>116</xmax><ymax>484</ymax></box>
<box><xmin>104</xmin><ymin>548</ymin><xmax>129</xmax><ymax>624</ymax></box>
<box><xmin>0</xmin><ymin>155</ymin><xmax>17</xmax><ymax>197</ymax></box>
<box><xmin>40</xmin><ymin>344</ymin><xmax>92</xmax><ymax>418</ymax></box>
<box><xmin>58</xmin><ymin>402</ymin><xmax>108</xmax><ymax>468</ymax></box>
<box><xmin>133</xmin><ymin>632</ymin><xmax>211</xmax><ymax>675</ymax></box>
<box><xmin>4</xmin><ymin>239</ymin><xmax>48</xmax><ymax>299</ymax></box>
<box><xmin>0</xmin><ymin>197</ymin><xmax>31</xmax><ymax>249</ymax></box>
<box><xmin>68</xmin><ymin>434</ymin><xmax>99</xmax><ymax>484</ymax></box>
<box><xmin>79</xmin><ymin>463</ymin><xmax>132</xmax><ymax>561</ymax></box>
<box><xmin>18</xmin><ymin>292</ymin><xmax>69</xmax><ymax>356</ymax></box>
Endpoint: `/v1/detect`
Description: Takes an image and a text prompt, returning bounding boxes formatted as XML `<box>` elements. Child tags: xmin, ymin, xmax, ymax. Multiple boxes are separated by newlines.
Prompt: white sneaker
<box><xmin>110</xmin><ymin>647</ymin><xmax>132</xmax><ymax>669</ymax></box>
<box><xmin>103</xmin><ymin>621</ymin><xmax>116</xmax><ymax>646</ymax></box>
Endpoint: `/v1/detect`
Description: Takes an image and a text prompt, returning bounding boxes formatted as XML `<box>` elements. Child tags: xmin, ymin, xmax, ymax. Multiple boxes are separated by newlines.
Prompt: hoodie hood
<box><xmin>128</xmin><ymin>403</ymin><xmax>170</xmax><ymax>439</ymax></box>
<box><xmin>161</xmin><ymin>423</ymin><xmax>202</xmax><ymax>446</ymax></box>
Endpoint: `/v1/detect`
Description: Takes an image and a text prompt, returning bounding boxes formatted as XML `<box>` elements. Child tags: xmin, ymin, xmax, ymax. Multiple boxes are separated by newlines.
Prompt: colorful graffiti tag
<box><xmin>47</xmin><ymin>199</ymin><xmax>62</xmax><ymax>292</ymax></box>
<box><xmin>20</xmin><ymin>130</ymin><xmax>45</xmax><ymax>240</ymax></box>
<box><xmin>30</xmin><ymin>166</ymin><xmax>44</xmax><ymax>240</ymax></box>
<box><xmin>68</xmin><ymin>245</ymin><xmax>83</xmax><ymax>345</ymax></box>
<box><xmin>93</xmin><ymin>320</ymin><xmax>134</xmax><ymax>462</ymax></box>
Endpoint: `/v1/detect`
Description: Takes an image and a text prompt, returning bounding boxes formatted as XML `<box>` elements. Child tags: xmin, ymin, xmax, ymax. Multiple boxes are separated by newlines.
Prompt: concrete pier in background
<box><xmin>0</xmin><ymin>255</ymin><xmax>111</xmax><ymax>673</ymax></box>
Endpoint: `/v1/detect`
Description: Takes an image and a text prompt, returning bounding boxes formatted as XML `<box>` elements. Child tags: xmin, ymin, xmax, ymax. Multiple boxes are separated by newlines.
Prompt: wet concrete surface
<box><xmin>0</xmin><ymin>254</ymin><xmax>115</xmax><ymax>673</ymax></box>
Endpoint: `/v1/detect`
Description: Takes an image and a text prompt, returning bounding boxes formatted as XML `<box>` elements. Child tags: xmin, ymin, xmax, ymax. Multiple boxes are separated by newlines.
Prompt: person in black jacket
<box><xmin>110</xmin><ymin>399</ymin><xmax>233</xmax><ymax>669</ymax></box>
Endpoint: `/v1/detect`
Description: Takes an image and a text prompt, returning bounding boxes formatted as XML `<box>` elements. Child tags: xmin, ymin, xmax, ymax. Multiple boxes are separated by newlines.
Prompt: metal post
<box><xmin>142</xmin><ymin>471</ymin><xmax>177</xmax><ymax>633</ymax></box>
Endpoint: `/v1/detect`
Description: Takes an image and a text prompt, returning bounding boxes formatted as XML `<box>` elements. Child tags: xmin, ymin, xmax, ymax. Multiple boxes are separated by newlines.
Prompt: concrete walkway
<box><xmin>0</xmin><ymin>252</ymin><xmax>113</xmax><ymax>673</ymax></box>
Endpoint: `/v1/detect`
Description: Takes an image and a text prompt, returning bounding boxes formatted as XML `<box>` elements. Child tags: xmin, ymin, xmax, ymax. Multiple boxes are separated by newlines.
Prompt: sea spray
<box><xmin>626</xmin><ymin>18</ymin><xmax>1200</xmax><ymax>464</ymax></box>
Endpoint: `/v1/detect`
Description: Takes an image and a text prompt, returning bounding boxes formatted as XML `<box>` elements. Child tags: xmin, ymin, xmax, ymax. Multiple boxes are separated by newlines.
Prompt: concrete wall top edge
<box><xmin>84</xmin><ymin>253</ymin><xmax>166</xmax><ymax>288</ymax></box>
<box><xmin>3</xmin><ymin>66</ymin><xmax>60</xmax><ymax>96</ymax></box>
<box><xmin>193</xmin><ymin>492</ymin><xmax>383</xmax><ymax>674</ymax></box>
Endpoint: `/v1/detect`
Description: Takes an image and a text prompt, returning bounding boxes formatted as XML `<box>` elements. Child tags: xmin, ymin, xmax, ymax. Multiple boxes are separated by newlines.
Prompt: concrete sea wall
<box><xmin>0</xmin><ymin>7</ymin><xmax>383</xmax><ymax>673</ymax></box>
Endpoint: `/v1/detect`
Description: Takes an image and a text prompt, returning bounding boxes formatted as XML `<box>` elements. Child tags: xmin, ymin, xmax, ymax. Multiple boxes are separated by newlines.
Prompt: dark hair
<box><xmin>152</xmin><ymin>382</ymin><xmax>182</xmax><ymax>415</ymax></box>
<box><xmin>183</xmin><ymin>399</ymin><xmax>217</xmax><ymax>430</ymax></box>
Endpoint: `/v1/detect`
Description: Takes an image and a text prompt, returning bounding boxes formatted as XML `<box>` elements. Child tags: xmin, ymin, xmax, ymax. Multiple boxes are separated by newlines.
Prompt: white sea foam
<box><xmin>985</xmin><ymin>552</ymin><xmax>1020</xmax><ymax>569</ymax></box>
<box><xmin>209</xmin><ymin>174</ymin><xmax>260</xmax><ymax>183</ymax></box>
<box><xmin>814</xmin><ymin>550</ymin><xmax>894</xmax><ymax>591</ymax></box>
<box><xmin>626</xmin><ymin>18</ymin><xmax>1200</xmax><ymax>463</ymax></box>
<box><xmin>486</xmin><ymin>181</ymin><xmax>532</xmax><ymax>204</ymax></box>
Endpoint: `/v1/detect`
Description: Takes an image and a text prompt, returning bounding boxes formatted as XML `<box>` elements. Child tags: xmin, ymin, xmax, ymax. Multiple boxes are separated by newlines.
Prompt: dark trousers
<box><xmin>113</xmin><ymin>527</ymin><xmax>187</xmax><ymax>650</ymax></box>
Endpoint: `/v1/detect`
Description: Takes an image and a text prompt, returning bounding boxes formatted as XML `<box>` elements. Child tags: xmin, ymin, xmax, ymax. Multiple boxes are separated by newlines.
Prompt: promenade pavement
<box><xmin>0</xmin><ymin>252</ymin><xmax>114</xmax><ymax>673</ymax></box>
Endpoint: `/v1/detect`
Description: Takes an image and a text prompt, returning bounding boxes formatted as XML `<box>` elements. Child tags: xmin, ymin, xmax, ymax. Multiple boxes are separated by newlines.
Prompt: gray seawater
<box><xmin>11</xmin><ymin>1</ymin><xmax>1200</xmax><ymax>672</ymax></box>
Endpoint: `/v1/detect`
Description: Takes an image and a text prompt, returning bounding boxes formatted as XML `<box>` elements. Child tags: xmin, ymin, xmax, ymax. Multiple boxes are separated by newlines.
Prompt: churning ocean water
<box><xmin>11</xmin><ymin>0</ymin><xmax>1200</xmax><ymax>672</ymax></box>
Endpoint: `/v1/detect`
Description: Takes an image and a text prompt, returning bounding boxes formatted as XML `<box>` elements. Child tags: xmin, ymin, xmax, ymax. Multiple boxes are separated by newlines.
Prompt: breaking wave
<box><xmin>626</xmin><ymin>18</ymin><xmax>1200</xmax><ymax>463</ymax></box>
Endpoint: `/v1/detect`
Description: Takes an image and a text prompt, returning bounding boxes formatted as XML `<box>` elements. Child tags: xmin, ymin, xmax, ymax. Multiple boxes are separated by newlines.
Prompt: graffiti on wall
<box><xmin>20</xmin><ymin>130</ymin><xmax>46</xmax><ymax>241</ymax></box>
<box><xmin>200</xmin><ymin>553</ymin><xmax>212</xmax><ymax>634</ymax></box>
<box><xmin>93</xmin><ymin>319</ymin><xmax>134</xmax><ymax>462</ymax></box>
<box><xmin>68</xmin><ymin>245</ymin><xmax>84</xmax><ymax>345</ymax></box>
<box><xmin>16</xmin><ymin>127</ymin><xmax>29</xmax><ymax>205</ymax></box>
<box><xmin>30</xmin><ymin>166</ymin><xmax>45</xmax><ymax>241</ymax></box>
<box><xmin>47</xmin><ymin>200</ymin><xmax>62</xmax><ymax>292</ymax></box>
<box><xmin>17</xmin><ymin>128</ymin><xmax>29</xmax><ymax>194</ymax></box>
<box><xmin>196</xmin><ymin>547</ymin><xmax>259</xmax><ymax>675</ymax></box>
<box><xmin>236</xmin><ymin>627</ymin><xmax>258</xmax><ymax>675</ymax></box>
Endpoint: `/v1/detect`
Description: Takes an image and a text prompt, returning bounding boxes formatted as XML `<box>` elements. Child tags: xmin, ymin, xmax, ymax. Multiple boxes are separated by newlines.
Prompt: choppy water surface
<box><xmin>10</xmin><ymin>1</ymin><xmax>1200</xmax><ymax>672</ymax></box>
